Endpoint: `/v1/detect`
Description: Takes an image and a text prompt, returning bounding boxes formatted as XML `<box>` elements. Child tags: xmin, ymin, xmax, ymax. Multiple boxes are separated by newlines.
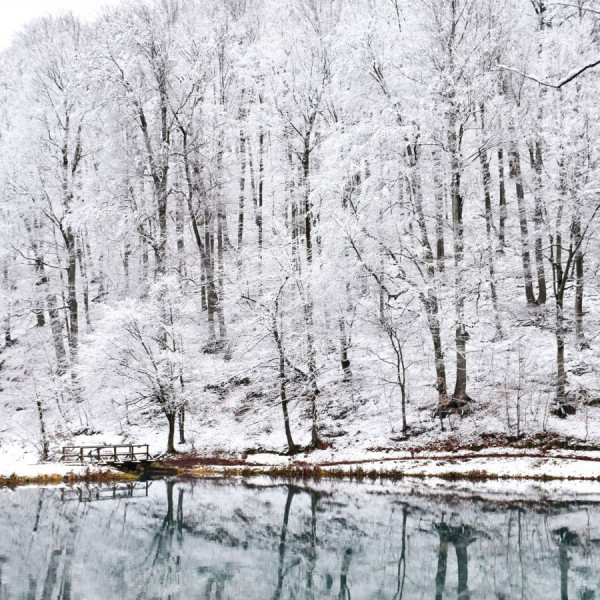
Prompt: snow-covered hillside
<box><xmin>1</xmin><ymin>0</ymin><xmax>600</xmax><ymax>462</ymax></box>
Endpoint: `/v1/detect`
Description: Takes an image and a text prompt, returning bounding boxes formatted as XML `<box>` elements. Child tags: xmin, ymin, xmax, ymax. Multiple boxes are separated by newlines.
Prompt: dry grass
<box><xmin>181</xmin><ymin>464</ymin><xmax>600</xmax><ymax>483</ymax></box>
<box><xmin>0</xmin><ymin>469</ymin><xmax>137</xmax><ymax>488</ymax></box>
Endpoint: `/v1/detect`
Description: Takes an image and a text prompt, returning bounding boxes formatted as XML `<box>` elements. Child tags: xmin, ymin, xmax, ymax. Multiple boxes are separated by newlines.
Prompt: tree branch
<box><xmin>498</xmin><ymin>58</ymin><xmax>600</xmax><ymax>89</ymax></box>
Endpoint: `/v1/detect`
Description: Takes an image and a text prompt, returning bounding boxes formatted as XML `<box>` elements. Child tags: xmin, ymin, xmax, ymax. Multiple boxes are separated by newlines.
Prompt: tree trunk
<box><xmin>166</xmin><ymin>410</ymin><xmax>176</xmax><ymax>454</ymax></box>
<box><xmin>257</xmin><ymin>124</ymin><xmax>264</xmax><ymax>278</ymax></box>
<box><xmin>478</xmin><ymin>129</ymin><xmax>503</xmax><ymax>339</ymax></box>
<box><xmin>407</xmin><ymin>144</ymin><xmax>448</xmax><ymax>406</ymax></box>
<box><xmin>123</xmin><ymin>241</ymin><xmax>131</xmax><ymax>296</ymax></box>
<box><xmin>36</xmin><ymin>395</ymin><xmax>49</xmax><ymax>461</ymax></box>
<box><xmin>298</xmin><ymin>129</ymin><xmax>320</xmax><ymax>447</ymax></box>
<box><xmin>237</xmin><ymin>128</ymin><xmax>246</xmax><ymax>249</ymax></box>
<box><xmin>448</xmin><ymin>100</ymin><xmax>470</xmax><ymax>402</ymax></box>
<box><xmin>178</xmin><ymin>406</ymin><xmax>186</xmax><ymax>444</ymax></box>
<box><xmin>551</xmin><ymin>187</ymin><xmax>574</xmax><ymax>417</ymax></box>
<box><xmin>497</xmin><ymin>147</ymin><xmax>507</xmax><ymax>252</ymax></box>
<box><xmin>433</xmin><ymin>149</ymin><xmax>446</xmax><ymax>272</ymax></box>
<box><xmin>529</xmin><ymin>141</ymin><xmax>547</xmax><ymax>304</ymax></box>
<box><xmin>175</xmin><ymin>193</ymin><xmax>185</xmax><ymax>276</ymax></box>
<box><xmin>63</xmin><ymin>228</ymin><xmax>79</xmax><ymax>362</ymax></box>
<box><xmin>29</xmin><ymin>234</ymin><xmax>68</xmax><ymax>376</ymax></box>
<box><xmin>249</xmin><ymin>123</ymin><xmax>265</xmax><ymax>293</ymax></box>
<box><xmin>180</xmin><ymin>128</ymin><xmax>219</xmax><ymax>345</ymax></box>
<box><xmin>2</xmin><ymin>264</ymin><xmax>11</xmax><ymax>347</ymax></box>
<box><xmin>338</xmin><ymin>316</ymin><xmax>352</xmax><ymax>382</ymax></box>
<box><xmin>573</xmin><ymin>213</ymin><xmax>587</xmax><ymax>348</ymax></box>
<box><xmin>421</xmin><ymin>292</ymin><xmax>448</xmax><ymax>427</ymax></box>
<box><xmin>556</xmin><ymin>295</ymin><xmax>567</xmax><ymax>410</ymax></box>
<box><xmin>76</xmin><ymin>236</ymin><xmax>92</xmax><ymax>332</ymax></box>
<box><xmin>273</xmin><ymin>304</ymin><xmax>297</xmax><ymax>455</ymax></box>
<box><xmin>508</xmin><ymin>142</ymin><xmax>536</xmax><ymax>305</ymax></box>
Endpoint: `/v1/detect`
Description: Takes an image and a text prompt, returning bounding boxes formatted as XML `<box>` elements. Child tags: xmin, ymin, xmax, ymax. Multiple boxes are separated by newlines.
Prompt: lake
<box><xmin>0</xmin><ymin>478</ymin><xmax>598</xmax><ymax>599</ymax></box>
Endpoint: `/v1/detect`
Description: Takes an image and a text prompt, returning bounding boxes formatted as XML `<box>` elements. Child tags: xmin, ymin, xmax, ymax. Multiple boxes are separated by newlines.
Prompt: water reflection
<box><xmin>0</xmin><ymin>479</ymin><xmax>598</xmax><ymax>598</ymax></box>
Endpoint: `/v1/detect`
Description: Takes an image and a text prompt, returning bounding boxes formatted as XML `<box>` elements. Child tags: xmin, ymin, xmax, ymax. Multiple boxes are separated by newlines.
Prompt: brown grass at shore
<box><xmin>0</xmin><ymin>469</ymin><xmax>137</xmax><ymax>489</ymax></box>
<box><xmin>182</xmin><ymin>464</ymin><xmax>600</xmax><ymax>483</ymax></box>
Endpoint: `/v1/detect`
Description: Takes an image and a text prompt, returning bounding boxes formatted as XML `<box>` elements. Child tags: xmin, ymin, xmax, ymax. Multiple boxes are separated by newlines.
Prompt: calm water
<box><xmin>0</xmin><ymin>479</ymin><xmax>598</xmax><ymax>599</ymax></box>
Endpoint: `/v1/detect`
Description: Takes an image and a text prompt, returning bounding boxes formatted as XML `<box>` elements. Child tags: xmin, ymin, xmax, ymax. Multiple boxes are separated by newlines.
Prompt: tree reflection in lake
<box><xmin>0</xmin><ymin>480</ymin><xmax>599</xmax><ymax>598</ymax></box>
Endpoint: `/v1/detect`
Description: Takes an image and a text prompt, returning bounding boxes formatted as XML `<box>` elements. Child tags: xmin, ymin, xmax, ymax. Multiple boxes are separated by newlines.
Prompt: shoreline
<box><xmin>0</xmin><ymin>469</ymin><xmax>138</xmax><ymax>489</ymax></box>
<box><xmin>5</xmin><ymin>445</ymin><xmax>600</xmax><ymax>488</ymax></box>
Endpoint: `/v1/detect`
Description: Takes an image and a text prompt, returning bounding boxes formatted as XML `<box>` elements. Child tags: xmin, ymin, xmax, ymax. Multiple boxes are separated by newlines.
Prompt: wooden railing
<box><xmin>59</xmin><ymin>444</ymin><xmax>150</xmax><ymax>464</ymax></box>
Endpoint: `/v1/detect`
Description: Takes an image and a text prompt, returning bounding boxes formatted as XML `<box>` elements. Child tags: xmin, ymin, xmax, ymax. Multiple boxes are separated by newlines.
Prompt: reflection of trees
<box><xmin>200</xmin><ymin>566</ymin><xmax>233</xmax><ymax>600</ymax></box>
<box><xmin>434</xmin><ymin>523</ymin><xmax>449</xmax><ymax>600</ymax></box>
<box><xmin>8</xmin><ymin>483</ymin><xmax>600</xmax><ymax>599</ymax></box>
<box><xmin>139</xmin><ymin>481</ymin><xmax>187</xmax><ymax>598</ymax></box>
<box><xmin>338</xmin><ymin>548</ymin><xmax>353</xmax><ymax>600</ymax></box>
<box><xmin>393</xmin><ymin>505</ymin><xmax>408</xmax><ymax>600</ymax></box>
<box><xmin>306</xmin><ymin>490</ymin><xmax>318</xmax><ymax>599</ymax></box>
<box><xmin>273</xmin><ymin>486</ymin><xmax>299</xmax><ymax>600</ymax></box>
<box><xmin>40</xmin><ymin>549</ymin><xmax>61</xmax><ymax>600</ymax></box>
<box><xmin>270</xmin><ymin>485</ymin><xmax>326</xmax><ymax>600</ymax></box>
<box><xmin>433</xmin><ymin>523</ymin><xmax>476</xmax><ymax>600</ymax></box>
<box><xmin>0</xmin><ymin>556</ymin><xmax>7</xmax><ymax>598</ymax></box>
<box><xmin>553</xmin><ymin>528</ymin><xmax>580</xmax><ymax>600</ymax></box>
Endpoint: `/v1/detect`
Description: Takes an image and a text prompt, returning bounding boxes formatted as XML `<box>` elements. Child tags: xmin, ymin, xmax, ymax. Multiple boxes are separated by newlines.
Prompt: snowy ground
<box><xmin>232</xmin><ymin>447</ymin><xmax>600</xmax><ymax>480</ymax></box>
<box><xmin>3</xmin><ymin>293</ymin><xmax>600</xmax><ymax>483</ymax></box>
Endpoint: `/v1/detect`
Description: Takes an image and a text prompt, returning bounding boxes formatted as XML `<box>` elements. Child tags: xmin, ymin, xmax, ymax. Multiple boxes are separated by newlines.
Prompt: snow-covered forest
<box><xmin>1</xmin><ymin>0</ymin><xmax>600</xmax><ymax>458</ymax></box>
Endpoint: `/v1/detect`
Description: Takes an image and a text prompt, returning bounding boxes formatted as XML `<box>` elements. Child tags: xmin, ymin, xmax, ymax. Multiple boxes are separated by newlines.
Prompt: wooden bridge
<box><xmin>59</xmin><ymin>444</ymin><xmax>151</xmax><ymax>465</ymax></box>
